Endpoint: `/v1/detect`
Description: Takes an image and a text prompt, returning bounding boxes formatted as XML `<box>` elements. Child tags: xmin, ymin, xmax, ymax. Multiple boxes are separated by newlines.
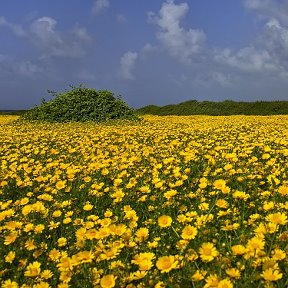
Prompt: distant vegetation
<box><xmin>2</xmin><ymin>99</ymin><xmax>288</xmax><ymax>118</ymax></box>
<box><xmin>137</xmin><ymin>100</ymin><xmax>288</xmax><ymax>116</ymax></box>
<box><xmin>0</xmin><ymin>110</ymin><xmax>27</xmax><ymax>116</ymax></box>
<box><xmin>21</xmin><ymin>85</ymin><xmax>139</xmax><ymax>122</ymax></box>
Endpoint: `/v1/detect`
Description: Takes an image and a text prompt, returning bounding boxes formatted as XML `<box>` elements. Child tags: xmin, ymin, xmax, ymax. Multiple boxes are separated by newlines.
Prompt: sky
<box><xmin>1</xmin><ymin>0</ymin><xmax>288</xmax><ymax>110</ymax></box>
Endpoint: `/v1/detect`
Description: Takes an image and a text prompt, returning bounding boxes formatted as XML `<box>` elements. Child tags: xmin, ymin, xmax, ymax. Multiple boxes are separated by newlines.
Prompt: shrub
<box><xmin>22</xmin><ymin>85</ymin><xmax>140</xmax><ymax>122</ymax></box>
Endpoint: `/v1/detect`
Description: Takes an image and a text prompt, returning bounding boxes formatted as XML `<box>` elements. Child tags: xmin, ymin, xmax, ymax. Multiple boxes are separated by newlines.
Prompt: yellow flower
<box><xmin>266</xmin><ymin>212</ymin><xmax>287</xmax><ymax>225</ymax></box>
<box><xmin>132</xmin><ymin>252</ymin><xmax>155</xmax><ymax>271</ymax></box>
<box><xmin>158</xmin><ymin>215</ymin><xmax>172</xmax><ymax>228</ymax></box>
<box><xmin>216</xmin><ymin>199</ymin><xmax>228</xmax><ymax>209</ymax></box>
<box><xmin>199</xmin><ymin>242</ymin><xmax>219</xmax><ymax>262</ymax></box>
<box><xmin>57</xmin><ymin>237</ymin><xmax>67</xmax><ymax>247</ymax></box>
<box><xmin>263</xmin><ymin>201</ymin><xmax>275</xmax><ymax>211</ymax></box>
<box><xmin>225</xmin><ymin>268</ymin><xmax>241</xmax><ymax>279</ymax></box>
<box><xmin>164</xmin><ymin>189</ymin><xmax>178</xmax><ymax>200</ymax></box>
<box><xmin>5</xmin><ymin>251</ymin><xmax>16</xmax><ymax>263</ymax></box>
<box><xmin>181</xmin><ymin>225</ymin><xmax>198</xmax><ymax>240</ymax></box>
<box><xmin>41</xmin><ymin>269</ymin><xmax>53</xmax><ymax>279</ymax></box>
<box><xmin>278</xmin><ymin>185</ymin><xmax>288</xmax><ymax>196</ymax></box>
<box><xmin>52</xmin><ymin>210</ymin><xmax>62</xmax><ymax>217</ymax></box>
<box><xmin>74</xmin><ymin>250</ymin><xmax>94</xmax><ymax>264</ymax></box>
<box><xmin>33</xmin><ymin>281</ymin><xmax>50</xmax><ymax>288</ymax></box>
<box><xmin>261</xmin><ymin>268</ymin><xmax>283</xmax><ymax>281</ymax></box>
<box><xmin>135</xmin><ymin>227</ymin><xmax>149</xmax><ymax>242</ymax></box>
<box><xmin>217</xmin><ymin>278</ymin><xmax>233</xmax><ymax>288</ymax></box>
<box><xmin>4</xmin><ymin>231</ymin><xmax>18</xmax><ymax>245</ymax></box>
<box><xmin>34</xmin><ymin>224</ymin><xmax>45</xmax><ymax>233</ymax></box>
<box><xmin>156</xmin><ymin>255</ymin><xmax>179</xmax><ymax>273</ymax></box>
<box><xmin>155</xmin><ymin>282</ymin><xmax>165</xmax><ymax>288</ymax></box>
<box><xmin>100</xmin><ymin>274</ymin><xmax>116</xmax><ymax>288</ymax></box>
<box><xmin>48</xmin><ymin>248</ymin><xmax>61</xmax><ymax>262</ymax></box>
<box><xmin>57</xmin><ymin>257</ymin><xmax>74</xmax><ymax>272</ymax></box>
<box><xmin>24</xmin><ymin>261</ymin><xmax>41</xmax><ymax>277</ymax></box>
<box><xmin>1</xmin><ymin>279</ymin><xmax>19</xmax><ymax>288</ymax></box>
<box><xmin>55</xmin><ymin>180</ymin><xmax>66</xmax><ymax>190</ymax></box>
<box><xmin>246</xmin><ymin>237</ymin><xmax>265</xmax><ymax>256</ymax></box>
<box><xmin>83</xmin><ymin>202</ymin><xmax>93</xmax><ymax>211</ymax></box>
<box><xmin>271</xmin><ymin>249</ymin><xmax>286</xmax><ymax>261</ymax></box>
<box><xmin>213</xmin><ymin>179</ymin><xmax>226</xmax><ymax>190</ymax></box>
<box><xmin>192</xmin><ymin>270</ymin><xmax>206</xmax><ymax>281</ymax></box>
<box><xmin>25</xmin><ymin>239</ymin><xmax>37</xmax><ymax>250</ymax></box>
<box><xmin>204</xmin><ymin>273</ymin><xmax>220</xmax><ymax>288</ymax></box>
<box><xmin>232</xmin><ymin>190</ymin><xmax>249</xmax><ymax>201</ymax></box>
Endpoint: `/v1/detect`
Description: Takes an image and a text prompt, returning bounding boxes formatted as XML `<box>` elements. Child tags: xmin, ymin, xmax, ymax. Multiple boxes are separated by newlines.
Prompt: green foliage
<box><xmin>0</xmin><ymin>110</ymin><xmax>27</xmax><ymax>116</ymax></box>
<box><xmin>137</xmin><ymin>100</ymin><xmax>288</xmax><ymax>116</ymax></box>
<box><xmin>22</xmin><ymin>85</ymin><xmax>140</xmax><ymax>122</ymax></box>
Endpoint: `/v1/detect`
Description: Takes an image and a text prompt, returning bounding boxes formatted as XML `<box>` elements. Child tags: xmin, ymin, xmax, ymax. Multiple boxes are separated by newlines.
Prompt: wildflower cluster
<box><xmin>0</xmin><ymin>115</ymin><xmax>287</xmax><ymax>287</ymax></box>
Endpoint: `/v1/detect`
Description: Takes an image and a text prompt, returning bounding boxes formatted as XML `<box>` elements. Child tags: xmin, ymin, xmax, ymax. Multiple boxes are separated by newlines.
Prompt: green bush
<box><xmin>22</xmin><ymin>85</ymin><xmax>140</xmax><ymax>122</ymax></box>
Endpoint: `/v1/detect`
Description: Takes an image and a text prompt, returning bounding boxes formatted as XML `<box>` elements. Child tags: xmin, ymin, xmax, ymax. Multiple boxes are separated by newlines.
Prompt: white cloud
<box><xmin>119</xmin><ymin>51</ymin><xmax>138</xmax><ymax>80</ymax></box>
<box><xmin>17</xmin><ymin>61</ymin><xmax>43</xmax><ymax>76</ymax></box>
<box><xmin>0</xmin><ymin>16</ymin><xmax>26</xmax><ymax>37</ymax></box>
<box><xmin>148</xmin><ymin>0</ymin><xmax>206</xmax><ymax>63</ymax></box>
<box><xmin>141</xmin><ymin>43</ymin><xmax>158</xmax><ymax>54</ymax></box>
<box><xmin>214</xmin><ymin>47</ymin><xmax>277</xmax><ymax>73</ymax></box>
<box><xmin>30</xmin><ymin>17</ymin><xmax>92</xmax><ymax>58</ymax></box>
<box><xmin>244</xmin><ymin>0</ymin><xmax>288</xmax><ymax>25</ymax></box>
<box><xmin>214</xmin><ymin>15</ymin><xmax>288</xmax><ymax>77</ymax></box>
<box><xmin>193</xmin><ymin>71</ymin><xmax>233</xmax><ymax>88</ymax></box>
<box><xmin>0</xmin><ymin>16</ymin><xmax>92</xmax><ymax>58</ymax></box>
<box><xmin>244</xmin><ymin>0</ymin><xmax>270</xmax><ymax>10</ymax></box>
<box><xmin>0</xmin><ymin>54</ymin><xmax>42</xmax><ymax>77</ymax></box>
<box><xmin>262</xmin><ymin>19</ymin><xmax>288</xmax><ymax>65</ymax></box>
<box><xmin>92</xmin><ymin>0</ymin><xmax>110</xmax><ymax>15</ymax></box>
<box><xmin>72</xmin><ymin>25</ymin><xmax>92</xmax><ymax>43</ymax></box>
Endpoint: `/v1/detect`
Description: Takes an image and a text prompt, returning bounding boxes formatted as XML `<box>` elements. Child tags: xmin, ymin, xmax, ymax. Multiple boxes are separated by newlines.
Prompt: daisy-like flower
<box><xmin>261</xmin><ymin>268</ymin><xmax>283</xmax><ymax>281</ymax></box>
<box><xmin>100</xmin><ymin>274</ymin><xmax>116</xmax><ymax>288</ymax></box>
<box><xmin>4</xmin><ymin>231</ymin><xmax>18</xmax><ymax>245</ymax></box>
<box><xmin>83</xmin><ymin>202</ymin><xmax>93</xmax><ymax>211</ymax></box>
<box><xmin>204</xmin><ymin>274</ymin><xmax>220</xmax><ymax>288</ymax></box>
<box><xmin>266</xmin><ymin>212</ymin><xmax>287</xmax><ymax>225</ymax></box>
<box><xmin>1</xmin><ymin>279</ymin><xmax>19</xmax><ymax>288</ymax></box>
<box><xmin>57</xmin><ymin>237</ymin><xmax>67</xmax><ymax>247</ymax></box>
<box><xmin>271</xmin><ymin>249</ymin><xmax>286</xmax><ymax>261</ymax></box>
<box><xmin>278</xmin><ymin>185</ymin><xmax>288</xmax><ymax>196</ymax></box>
<box><xmin>191</xmin><ymin>270</ymin><xmax>206</xmax><ymax>281</ymax></box>
<box><xmin>226</xmin><ymin>268</ymin><xmax>241</xmax><ymax>279</ymax></box>
<box><xmin>132</xmin><ymin>252</ymin><xmax>155</xmax><ymax>271</ymax></box>
<box><xmin>231</xmin><ymin>245</ymin><xmax>246</xmax><ymax>256</ymax></box>
<box><xmin>135</xmin><ymin>227</ymin><xmax>149</xmax><ymax>242</ymax></box>
<box><xmin>199</xmin><ymin>242</ymin><xmax>219</xmax><ymax>262</ymax></box>
<box><xmin>217</xmin><ymin>278</ymin><xmax>233</xmax><ymax>288</ymax></box>
<box><xmin>156</xmin><ymin>255</ymin><xmax>179</xmax><ymax>273</ymax></box>
<box><xmin>24</xmin><ymin>261</ymin><xmax>41</xmax><ymax>277</ymax></box>
<box><xmin>41</xmin><ymin>269</ymin><xmax>53</xmax><ymax>279</ymax></box>
<box><xmin>5</xmin><ymin>251</ymin><xmax>16</xmax><ymax>263</ymax></box>
<box><xmin>158</xmin><ymin>215</ymin><xmax>172</xmax><ymax>228</ymax></box>
<box><xmin>213</xmin><ymin>179</ymin><xmax>226</xmax><ymax>190</ymax></box>
<box><xmin>55</xmin><ymin>180</ymin><xmax>66</xmax><ymax>190</ymax></box>
<box><xmin>181</xmin><ymin>225</ymin><xmax>198</xmax><ymax>240</ymax></box>
<box><xmin>246</xmin><ymin>236</ymin><xmax>265</xmax><ymax>257</ymax></box>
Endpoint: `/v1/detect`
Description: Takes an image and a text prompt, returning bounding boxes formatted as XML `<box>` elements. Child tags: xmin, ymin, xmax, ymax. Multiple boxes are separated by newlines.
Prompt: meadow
<box><xmin>0</xmin><ymin>115</ymin><xmax>287</xmax><ymax>288</ymax></box>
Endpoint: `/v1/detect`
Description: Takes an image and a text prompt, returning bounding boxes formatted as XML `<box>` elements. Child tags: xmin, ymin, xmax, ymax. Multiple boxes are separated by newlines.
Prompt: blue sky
<box><xmin>1</xmin><ymin>0</ymin><xmax>288</xmax><ymax>109</ymax></box>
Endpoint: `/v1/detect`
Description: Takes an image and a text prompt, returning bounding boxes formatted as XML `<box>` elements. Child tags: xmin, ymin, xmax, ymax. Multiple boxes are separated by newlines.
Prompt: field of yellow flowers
<box><xmin>0</xmin><ymin>115</ymin><xmax>287</xmax><ymax>288</ymax></box>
